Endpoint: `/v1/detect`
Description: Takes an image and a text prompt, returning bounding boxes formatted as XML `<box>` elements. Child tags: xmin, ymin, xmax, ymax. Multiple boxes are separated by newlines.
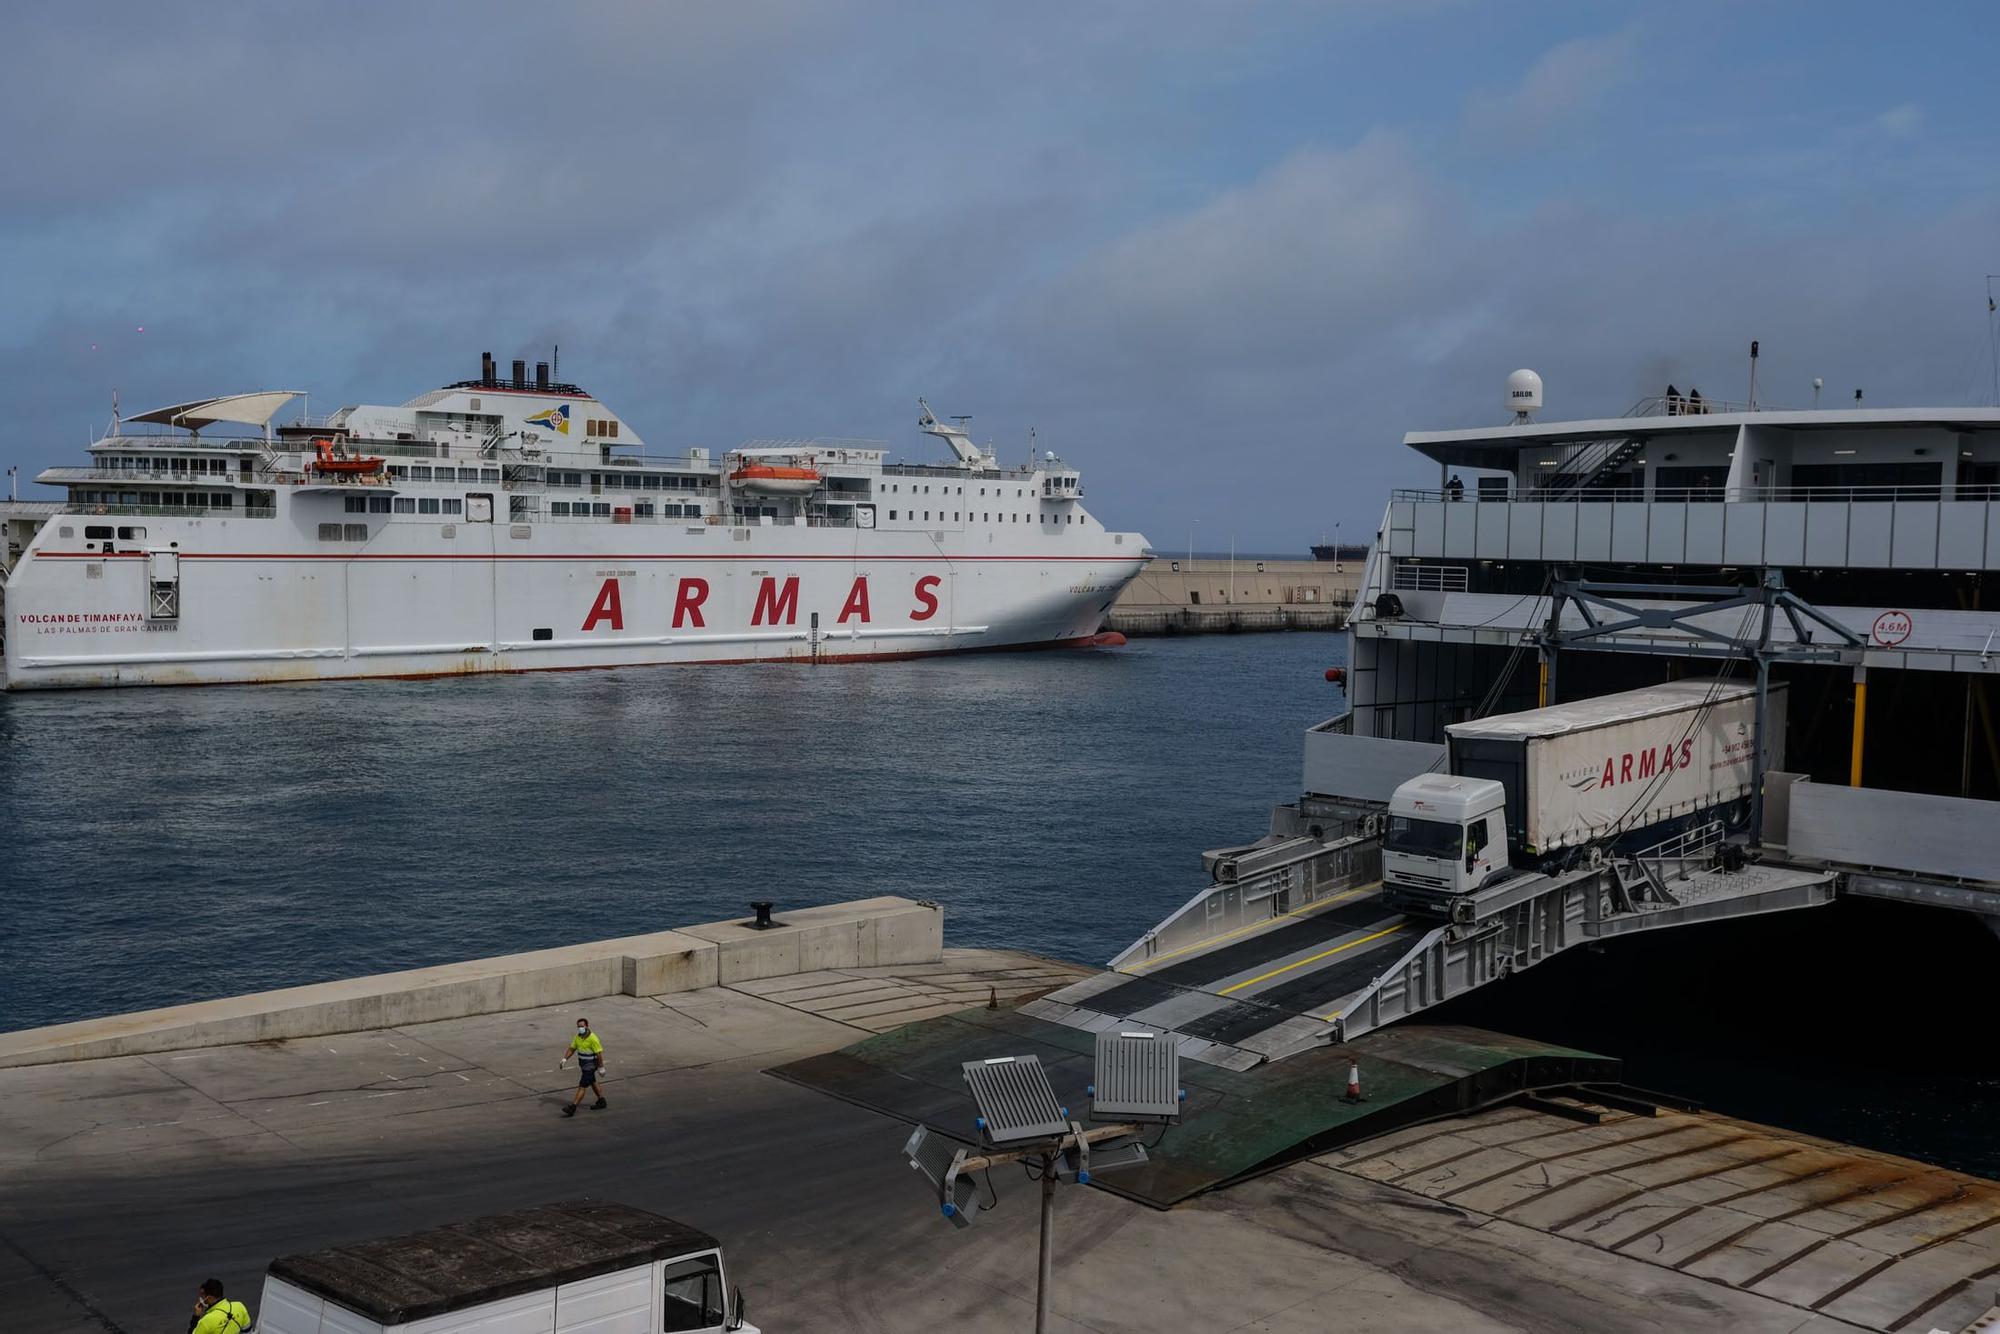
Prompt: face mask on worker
<box><xmin>577</xmin><ymin>1025</ymin><xmax>588</xmax><ymax>1035</ymax></box>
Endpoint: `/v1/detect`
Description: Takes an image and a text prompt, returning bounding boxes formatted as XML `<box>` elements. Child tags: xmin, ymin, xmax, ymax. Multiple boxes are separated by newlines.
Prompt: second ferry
<box><xmin>0</xmin><ymin>353</ymin><xmax>1150</xmax><ymax>689</ymax></box>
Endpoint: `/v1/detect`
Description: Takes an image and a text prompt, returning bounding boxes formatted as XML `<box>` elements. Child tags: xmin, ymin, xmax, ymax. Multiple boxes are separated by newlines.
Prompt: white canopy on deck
<box><xmin>126</xmin><ymin>391</ymin><xmax>302</xmax><ymax>433</ymax></box>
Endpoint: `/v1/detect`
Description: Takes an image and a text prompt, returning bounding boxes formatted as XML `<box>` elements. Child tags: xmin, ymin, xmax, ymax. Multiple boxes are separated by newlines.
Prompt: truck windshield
<box><xmin>1386</xmin><ymin>815</ymin><xmax>1463</xmax><ymax>858</ymax></box>
<box><xmin>662</xmin><ymin>1254</ymin><xmax>725</xmax><ymax>1330</ymax></box>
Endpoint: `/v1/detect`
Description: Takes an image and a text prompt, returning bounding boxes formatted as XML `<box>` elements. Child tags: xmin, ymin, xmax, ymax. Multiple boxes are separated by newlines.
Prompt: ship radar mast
<box><xmin>917</xmin><ymin>397</ymin><xmax>990</xmax><ymax>466</ymax></box>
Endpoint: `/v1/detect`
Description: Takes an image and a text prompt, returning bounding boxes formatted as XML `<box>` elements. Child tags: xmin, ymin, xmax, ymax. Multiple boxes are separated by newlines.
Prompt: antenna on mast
<box><xmin>1029</xmin><ymin>426</ymin><xmax>1037</xmax><ymax>469</ymax></box>
<box><xmin>1747</xmin><ymin>339</ymin><xmax>1759</xmax><ymax>411</ymax></box>
<box><xmin>1986</xmin><ymin>277</ymin><xmax>1999</xmax><ymax>406</ymax></box>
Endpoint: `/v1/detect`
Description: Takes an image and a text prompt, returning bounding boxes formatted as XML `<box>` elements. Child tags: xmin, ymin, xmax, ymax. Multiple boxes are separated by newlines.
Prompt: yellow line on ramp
<box><xmin>1215</xmin><ymin>923</ymin><xmax>1407</xmax><ymax>997</ymax></box>
<box><xmin>1120</xmin><ymin>882</ymin><xmax>1382</xmax><ymax>974</ymax></box>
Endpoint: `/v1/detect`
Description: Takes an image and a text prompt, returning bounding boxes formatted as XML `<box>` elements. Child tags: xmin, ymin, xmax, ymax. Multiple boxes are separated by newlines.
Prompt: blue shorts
<box><xmin>577</xmin><ymin>1061</ymin><xmax>599</xmax><ymax>1088</ymax></box>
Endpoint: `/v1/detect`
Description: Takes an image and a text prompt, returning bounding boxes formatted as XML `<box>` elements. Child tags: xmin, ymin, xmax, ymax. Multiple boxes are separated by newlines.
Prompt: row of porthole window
<box><xmin>73</xmin><ymin>488</ymin><xmax>235</xmax><ymax>508</ymax></box>
<box><xmin>98</xmin><ymin>455</ymin><xmax>235</xmax><ymax>474</ymax></box>
<box><xmin>884</xmin><ymin>483</ymin><xmax>1030</xmax><ymax>498</ymax></box>
<box><xmin>346</xmin><ymin>494</ymin><xmax>464</xmax><ymax>516</ymax></box>
<box><xmin>318</xmin><ymin>523</ymin><xmax>372</xmax><ymax>542</ymax></box>
<box><xmin>547</xmin><ymin>501</ymin><xmax>704</xmax><ymax>517</ymax></box>
<box><xmin>546</xmin><ymin>471</ymin><xmax>707</xmax><ymax>490</ymax></box>
<box><xmin>387</xmin><ymin>464</ymin><xmax>501</xmax><ymax>482</ymax></box>
<box><xmin>885</xmin><ymin>510</ymin><xmax>1078</xmax><ymax>525</ymax></box>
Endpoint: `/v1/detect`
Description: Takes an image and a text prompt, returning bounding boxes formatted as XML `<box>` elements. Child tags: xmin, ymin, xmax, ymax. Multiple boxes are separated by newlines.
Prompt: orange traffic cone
<box><xmin>1342</xmin><ymin>1057</ymin><xmax>1364</xmax><ymax>1104</ymax></box>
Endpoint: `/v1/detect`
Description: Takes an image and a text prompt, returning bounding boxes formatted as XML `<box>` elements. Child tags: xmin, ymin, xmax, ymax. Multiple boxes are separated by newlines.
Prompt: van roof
<box><xmin>267</xmin><ymin>1200</ymin><xmax>719</xmax><ymax>1325</ymax></box>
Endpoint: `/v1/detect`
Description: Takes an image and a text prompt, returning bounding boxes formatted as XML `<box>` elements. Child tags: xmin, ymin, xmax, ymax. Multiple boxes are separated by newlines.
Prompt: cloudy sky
<box><xmin>5</xmin><ymin>2</ymin><xmax>1998</xmax><ymax>550</ymax></box>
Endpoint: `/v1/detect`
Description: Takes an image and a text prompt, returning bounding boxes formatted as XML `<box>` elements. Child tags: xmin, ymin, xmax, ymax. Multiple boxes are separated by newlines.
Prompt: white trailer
<box><xmin>253</xmin><ymin>1200</ymin><xmax>758</xmax><ymax>1334</ymax></box>
<box><xmin>1384</xmin><ymin>680</ymin><xmax>1786</xmax><ymax>912</ymax></box>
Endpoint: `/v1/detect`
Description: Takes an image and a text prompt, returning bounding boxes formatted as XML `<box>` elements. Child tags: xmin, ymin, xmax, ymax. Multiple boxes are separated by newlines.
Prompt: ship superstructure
<box><xmin>1335</xmin><ymin>390</ymin><xmax>2000</xmax><ymax>808</ymax></box>
<box><xmin>0</xmin><ymin>355</ymin><xmax>1148</xmax><ymax>688</ymax></box>
<box><xmin>1017</xmin><ymin>381</ymin><xmax>2000</xmax><ymax>1072</ymax></box>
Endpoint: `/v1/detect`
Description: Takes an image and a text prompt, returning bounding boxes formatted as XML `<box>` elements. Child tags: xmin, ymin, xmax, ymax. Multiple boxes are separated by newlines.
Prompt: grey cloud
<box><xmin>6</xmin><ymin>5</ymin><xmax>2000</xmax><ymax>553</ymax></box>
<box><xmin>1464</xmin><ymin>28</ymin><xmax>1637</xmax><ymax>145</ymax></box>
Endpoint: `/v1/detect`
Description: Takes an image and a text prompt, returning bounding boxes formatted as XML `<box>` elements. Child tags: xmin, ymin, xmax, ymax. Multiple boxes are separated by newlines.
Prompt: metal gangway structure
<box><xmin>1025</xmin><ymin>806</ymin><xmax>1838</xmax><ymax>1069</ymax></box>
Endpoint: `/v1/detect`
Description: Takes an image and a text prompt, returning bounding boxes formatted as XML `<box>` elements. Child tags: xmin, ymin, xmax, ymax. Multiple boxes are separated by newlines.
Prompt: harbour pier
<box><xmin>1106</xmin><ymin>557</ymin><xmax>1358</xmax><ymax>635</ymax></box>
<box><xmin>6</xmin><ymin>896</ymin><xmax>1998</xmax><ymax>1333</ymax></box>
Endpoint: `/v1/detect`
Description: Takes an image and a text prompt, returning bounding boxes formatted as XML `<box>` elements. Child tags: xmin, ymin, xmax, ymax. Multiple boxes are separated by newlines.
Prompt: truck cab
<box><xmin>254</xmin><ymin>1200</ymin><xmax>758</xmax><ymax>1334</ymax></box>
<box><xmin>1382</xmin><ymin>774</ymin><xmax>1510</xmax><ymax>907</ymax></box>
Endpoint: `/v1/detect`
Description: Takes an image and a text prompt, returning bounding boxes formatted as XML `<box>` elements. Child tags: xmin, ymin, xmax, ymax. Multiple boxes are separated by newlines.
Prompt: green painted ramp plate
<box><xmin>769</xmin><ymin>1006</ymin><xmax>1617</xmax><ymax>1207</ymax></box>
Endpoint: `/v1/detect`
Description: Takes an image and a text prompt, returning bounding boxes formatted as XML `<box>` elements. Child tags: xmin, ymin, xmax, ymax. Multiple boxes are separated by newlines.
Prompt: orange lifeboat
<box><xmin>309</xmin><ymin>438</ymin><xmax>386</xmax><ymax>476</ymax></box>
<box><xmin>728</xmin><ymin>461</ymin><xmax>821</xmax><ymax>496</ymax></box>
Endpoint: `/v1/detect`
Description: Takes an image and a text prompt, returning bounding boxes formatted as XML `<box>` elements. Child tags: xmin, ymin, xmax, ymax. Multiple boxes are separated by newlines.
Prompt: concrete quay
<box><xmin>1106</xmin><ymin>557</ymin><xmax>1357</xmax><ymax>635</ymax></box>
<box><xmin>0</xmin><ymin>896</ymin><xmax>940</xmax><ymax>1069</ymax></box>
<box><xmin>5</xmin><ymin>907</ymin><xmax>1996</xmax><ymax>1331</ymax></box>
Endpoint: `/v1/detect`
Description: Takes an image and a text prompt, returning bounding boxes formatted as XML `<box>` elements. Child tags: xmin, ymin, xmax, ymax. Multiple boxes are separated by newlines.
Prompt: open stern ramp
<box><xmin>1029</xmin><ymin>882</ymin><xmax>1421</xmax><ymax>1066</ymax></box>
<box><xmin>1032</xmin><ymin>826</ymin><xmax>1836</xmax><ymax>1066</ymax></box>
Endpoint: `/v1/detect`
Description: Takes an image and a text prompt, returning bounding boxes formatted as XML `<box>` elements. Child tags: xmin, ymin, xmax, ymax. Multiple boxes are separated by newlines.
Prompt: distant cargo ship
<box><xmin>0</xmin><ymin>354</ymin><xmax>1149</xmax><ymax>688</ymax></box>
<box><xmin>1309</xmin><ymin>542</ymin><xmax>1369</xmax><ymax>563</ymax></box>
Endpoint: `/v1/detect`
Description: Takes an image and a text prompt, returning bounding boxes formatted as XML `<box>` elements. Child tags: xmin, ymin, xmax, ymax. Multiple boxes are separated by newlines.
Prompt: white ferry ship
<box><xmin>0</xmin><ymin>354</ymin><xmax>1149</xmax><ymax>688</ymax></box>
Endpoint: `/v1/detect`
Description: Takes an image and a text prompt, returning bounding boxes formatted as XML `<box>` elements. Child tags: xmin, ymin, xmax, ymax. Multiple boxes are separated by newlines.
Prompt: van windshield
<box><xmin>1386</xmin><ymin>815</ymin><xmax>1464</xmax><ymax>858</ymax></box>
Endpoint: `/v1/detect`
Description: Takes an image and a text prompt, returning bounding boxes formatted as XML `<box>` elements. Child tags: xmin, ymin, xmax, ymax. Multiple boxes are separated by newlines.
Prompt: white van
<box><xmin>253</xmin><ymin>1200</ymin><xmax>758</xmax><ymax>1333</ymax></box>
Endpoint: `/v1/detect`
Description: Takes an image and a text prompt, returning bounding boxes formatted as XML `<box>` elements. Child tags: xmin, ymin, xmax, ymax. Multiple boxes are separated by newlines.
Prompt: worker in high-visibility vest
<box><xmin>189</xmin><ymin>1278</ymin><xmax>251</xmax><ymax>1334</ymax></box>
<box><xmin>558</xmin><ymin>1016</ymin><xmax>608</xmax><ymax>1117</ymax></box>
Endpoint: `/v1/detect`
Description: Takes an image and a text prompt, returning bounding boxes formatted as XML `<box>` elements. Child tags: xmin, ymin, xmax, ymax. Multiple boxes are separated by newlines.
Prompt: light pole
<box><xmin>903</xmin><ymin>1038</ymin><xmax>1182</xmax><ymax>1333</ymax></box>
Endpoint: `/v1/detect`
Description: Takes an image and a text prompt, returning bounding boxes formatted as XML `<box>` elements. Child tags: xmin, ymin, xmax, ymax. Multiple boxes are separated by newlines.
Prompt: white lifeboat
<box><xmin>728</xmin><ymin>460</ymin><xmax>821</xmax><ymax>496</ymax></box>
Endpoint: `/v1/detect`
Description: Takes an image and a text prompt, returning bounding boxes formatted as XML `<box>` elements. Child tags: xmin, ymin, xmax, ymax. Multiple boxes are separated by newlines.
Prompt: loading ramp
<box><xmin>768</xmin><ymin>1006</ymin><xmax>1617</xmax><ymax>1208</ymax></box>
<box><xmin>1025</xmin><ymin>824</ymin><xmax>1836</xmax><ymax>1067</ymax></box>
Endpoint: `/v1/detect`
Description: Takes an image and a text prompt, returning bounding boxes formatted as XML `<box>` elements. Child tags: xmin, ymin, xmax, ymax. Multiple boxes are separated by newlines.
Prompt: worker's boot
<box><xmin>562</xmin><ymin>1103</ymin><xmax>577</xmax><ymax>1117</ymax></box>
<box><xmin>592</xmin><ymin>1097</ymin><xmax>608</xmax><ymax>1110</ymax></box>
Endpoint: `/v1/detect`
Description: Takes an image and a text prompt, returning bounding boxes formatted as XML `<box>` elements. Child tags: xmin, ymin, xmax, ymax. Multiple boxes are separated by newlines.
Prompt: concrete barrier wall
<box><xmin>0</xmin><ymin>896</ymin><xmax>941</xmax><ymax>1069</ymax></box>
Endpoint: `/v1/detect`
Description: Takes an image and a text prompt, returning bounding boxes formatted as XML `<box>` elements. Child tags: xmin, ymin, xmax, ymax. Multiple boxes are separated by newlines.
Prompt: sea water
<box><xmin>4</xmin><ymin>632</ymin><xmax>1995</xmax><ymax>1178</ymax></box>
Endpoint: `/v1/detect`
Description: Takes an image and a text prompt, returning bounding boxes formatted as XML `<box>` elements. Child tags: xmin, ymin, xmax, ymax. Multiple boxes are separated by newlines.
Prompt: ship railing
<box><xmin>95</xmin><ymin>428</ymin><xmax>267</xmax><ymax>448</ymax></box>
<box><xmin>1634</xmin><ymin>819</ymin><xmax>1725</xmax><ymax>863</ymax></box>
<box><xmin>881</xmin><ymin>461</ymin><xmax>1039</xmax><ymax>482</ymax></box>
<box><xmin>1389</xmin><ymin>564</ymin><xmax>1469</xmax><ymax>593</ymax></box>
<box><xmin>537</xmin><ymin>478</ymin><xmax>720</xmax><ymax>496</ymax></box>
<box><xmin>1623</xmin><ymin>394</ymin><xmax>1766</xmax><ymax>417</ymax></box>
<box><xmin>735</xmin><ymin>437</ymin><xmax>888</xmax><ymax>453</ymax></box>
<box><xmin>41</xmin><ymin>466</ymin><xmax>250</xmax><ymax>484</ymax></box>
<box><xmin>527</xmin><ymin>510</ymin><xmax>861</xmax><ymax>529</ymax></box>
<box><xmin>1391</xmin><ymin>482</ymin><xmax>1996</xmax><ymax>504</ymax></box>
<box><xmin>63</xmin><ymin>503</ymin><xmax>275</xmax><ymax>519</ymax></box>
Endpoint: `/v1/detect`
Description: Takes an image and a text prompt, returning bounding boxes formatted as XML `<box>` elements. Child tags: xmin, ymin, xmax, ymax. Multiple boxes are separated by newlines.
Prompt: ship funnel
<box><xmin>535</xmin><ymin>361</ymin><xmax>550</xmax><ymax>390</ymax></box>
<box><xmin>481</xmin><ymin>351</ymin><xmax>495</xmax><ymax>382</ymax></box>
<box><xmin>512</xmin><ymin>359</ymin><xmax>527</xmax><ymax>389</ymax></box>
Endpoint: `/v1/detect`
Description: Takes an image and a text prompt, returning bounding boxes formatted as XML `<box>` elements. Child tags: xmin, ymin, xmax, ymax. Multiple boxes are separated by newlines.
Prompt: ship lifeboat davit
<box><xmin>310</xmin><ymin>439</ymin><xmax>386</xmax><ymax>476</ymax></box>
<box><xmin>728</xmin><ymin>462</ymin><xmax>821</xmax><ymax>496</ymax></box>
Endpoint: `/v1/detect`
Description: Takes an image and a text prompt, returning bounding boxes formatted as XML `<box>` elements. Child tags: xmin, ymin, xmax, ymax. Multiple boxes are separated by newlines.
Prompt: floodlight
<box><xmin>1053</xmin><ymin>1138</ymin><xmax>1149</xmax><ymax>1184</ymax></box>
<box><xmin>961</xmin><ymin>1055</ymin><xmax>1068</xmax><ymax>1147</ymax></box>
<box><xmin>1088</xmin><ymin>1029</ymin><xmax>1184</xmax><ymax>1124</ymax></box>
<box><xmin>902</xmin><ymin>1124</ymin><xmax>981</xmax><ymax>1228</ymax></box>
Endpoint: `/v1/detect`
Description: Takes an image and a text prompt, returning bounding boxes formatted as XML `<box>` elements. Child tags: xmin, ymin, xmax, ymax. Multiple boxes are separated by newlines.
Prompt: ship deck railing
<box><xmin>62</xmin><ymin>503</ymin><xmax>276</xmax><ymax>519</ymax></box>
<box><xmin>91</xmin><ymin>431</ymin><xmax>1062</xmax><ymax>485</ymax></box>
<box><xmin>41</xmin><ymin>467</ymin><xmax>250</xmax><ymax>484</ymax></box>
<box><xmin>520</xmin><ymin>510</ymin><xmax>864</xmax><ymax>530</ymax></box>
<box><xmin>1392</xmin><ymin>482</ymin><xmax>2000</xmax><ymax>504</ymax></box>
<box><xmin>1624</xmin><ymin>393</ymin><xmax>1764</xmax><ymax>417</ymax></box>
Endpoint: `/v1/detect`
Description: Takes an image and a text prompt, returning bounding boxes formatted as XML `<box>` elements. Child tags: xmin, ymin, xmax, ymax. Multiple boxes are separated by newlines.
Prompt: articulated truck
<box><xmin>1381</xmin><ymin>679</ymin><xmax>1785</xmax><ymax>917</ymax></box>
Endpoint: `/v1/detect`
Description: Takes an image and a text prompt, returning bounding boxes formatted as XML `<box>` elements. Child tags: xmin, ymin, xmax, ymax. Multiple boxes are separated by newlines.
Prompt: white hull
<box><xmin>3</xmin><ymin>517</ymin><xmax>1145</xmax><ymax>689</ymax></box>
<box><xmin>5</xmin><ymin>371</ymin><xmax>1148</xmax><ymax>688</ymax></box>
